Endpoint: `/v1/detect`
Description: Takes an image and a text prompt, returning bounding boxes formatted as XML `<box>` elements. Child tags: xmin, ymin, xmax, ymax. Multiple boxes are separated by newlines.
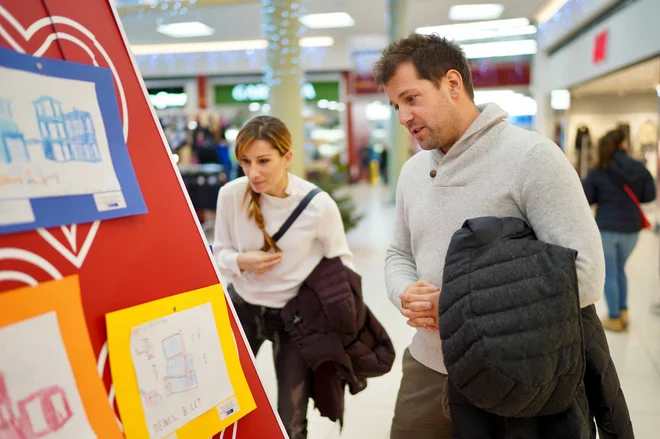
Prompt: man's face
<box><xmin>384</xmin><ymin>62</ymin><xmax>461</xmax><ymax>152</ymax></box>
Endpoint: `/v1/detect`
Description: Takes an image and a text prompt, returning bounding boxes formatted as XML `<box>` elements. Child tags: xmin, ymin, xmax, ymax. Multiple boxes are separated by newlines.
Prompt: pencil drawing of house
<box><xmin>162</xmin><ymin>332</ymin><xmax>198</xmax><ymax>396</ymax></box>
<box><xmin>0</xmin><ymin>99</ymin><xmax>29</xmax><ymax>164</ymax></box>
<box><xmin>64</xmin><ymin>109</ymin><xmax>101</xmax><ymax>162</ymax></box>
<box><xmin>33</xmin><ymin>96</ymin><xmax>101</xmax><ymax>163</ymax></box>
<box><xmin>33</xmin><ymin>96</ymin><xmax>72</xmax><ymax>163</ymax></box>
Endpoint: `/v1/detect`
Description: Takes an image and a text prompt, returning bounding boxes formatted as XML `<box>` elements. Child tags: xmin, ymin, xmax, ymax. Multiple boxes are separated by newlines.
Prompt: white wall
<box><xmin>565</xmin><ymin>92</ymin><xmax>658</xmax><ymax>167</ymax></box>
<box><xmin>537</xmin><ymin>0</ymin><xmax>620</xmax><ymax>52</ymax></box>
<box><xmin>532</xmin><ymin>0</ymin><xmax>660</xmax><ymax>137</ymax></box>
<box><xmin>537</xmin><ymin>0</ymin><xmax>660</xmax><ymax>92</ymax></box>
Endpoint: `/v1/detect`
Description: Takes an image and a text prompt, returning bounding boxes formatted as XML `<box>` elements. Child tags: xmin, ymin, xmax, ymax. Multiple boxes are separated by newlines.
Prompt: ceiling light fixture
<box><xmin>131</xmin><ymin>36</ymin><xmax>334</xmax><ymax>55</ymax></box>
<box><xmin>449</xmin><ymin>4</ymin><xmax>504</xmax><ymax>21</ymax></box>
<box><xmin>461</xmin><ymin>39</ymin><xmax>537</xmax><ymax>59</ymax></box>
<box><xmin>300</xmin><ymin>12</ymin><xmax>355</xmax><ymax>29</ymax></box>
<box><xmin>416</xmin><ymin>22</ymin><xmax>536</xmax><ymax>42</ymax></box>
<box><xmin>299</xmin><ymin>36</ymin><xmax>334</xmax><ymax>48</ymax></box>
<box><xmin>156</xmin><ymin>21</ymin><xmax>215</xmax><ymax>38</ymax></box>
<box><xmin>417</xmin><ymin>17</ymin><xmax>529</xmax><ymax>35</ymax></box>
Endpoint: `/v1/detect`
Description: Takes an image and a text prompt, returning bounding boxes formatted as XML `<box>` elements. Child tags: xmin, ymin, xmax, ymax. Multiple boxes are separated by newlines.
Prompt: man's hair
<box><xmin>373</xmin><ymin>33</ymin><xmax>474</xmax><ymax>100</ymax></box>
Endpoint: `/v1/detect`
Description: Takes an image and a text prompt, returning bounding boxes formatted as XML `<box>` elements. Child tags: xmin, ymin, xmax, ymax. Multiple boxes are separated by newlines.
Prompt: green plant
<box><xmin>307</xmin><ymin>163</ymin><xmax>363</xmax><ymax>233</ymax></box>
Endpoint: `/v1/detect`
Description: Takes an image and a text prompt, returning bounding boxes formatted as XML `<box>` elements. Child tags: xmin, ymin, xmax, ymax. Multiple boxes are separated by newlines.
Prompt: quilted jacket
<box><xmin>281</xmin><ymin>257</ymin><xmax>396</xmax><ymax>425</ymax></box>
<box><xmin>440</xmin><ymin>217</ymin><xmax>633</xmax><ymax>439</ymax></box>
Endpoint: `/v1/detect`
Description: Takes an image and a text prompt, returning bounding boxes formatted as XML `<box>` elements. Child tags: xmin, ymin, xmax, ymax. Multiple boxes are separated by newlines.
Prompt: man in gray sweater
<box><xmin>374</xmin><ymin>34</ymin><xmax>605</xmax><ymax>438</ymax></box>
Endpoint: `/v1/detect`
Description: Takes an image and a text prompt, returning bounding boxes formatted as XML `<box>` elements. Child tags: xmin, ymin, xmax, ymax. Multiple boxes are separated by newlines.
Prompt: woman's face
<box><xmin>620</xmin><ymin>138</ymin><xmax>629</xmax><ymax>151</ymax></box>
<box><xmin>240</xmin><ymin>139</ymin><xmax>292</xmax><ymax>196</ymax></box>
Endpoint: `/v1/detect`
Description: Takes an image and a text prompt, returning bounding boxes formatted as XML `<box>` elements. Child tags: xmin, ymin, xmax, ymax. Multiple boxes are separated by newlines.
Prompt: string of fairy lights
<box><xmin>262</xmin><ymin>0</ymin><xmax>306</xmax><ymax>87</ymax></box>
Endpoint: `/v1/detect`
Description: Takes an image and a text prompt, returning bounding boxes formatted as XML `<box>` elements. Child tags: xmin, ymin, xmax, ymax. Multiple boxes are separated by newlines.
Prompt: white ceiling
<box><xmin>572</xmin><ymin>57</ymin><xmax>660</xmax><ymax>97</ymax></box>
<box><xmin>118</xmin><ymin>0</ymin><xmax>546</xmax><ymax>45</ymax></box>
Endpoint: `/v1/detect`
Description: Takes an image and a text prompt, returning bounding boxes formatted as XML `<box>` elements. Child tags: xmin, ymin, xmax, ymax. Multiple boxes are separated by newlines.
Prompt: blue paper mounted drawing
<box><xmin>0</xmin><ymin>47</ymin><xmax>146</xmax><ymax>235</ymax></box>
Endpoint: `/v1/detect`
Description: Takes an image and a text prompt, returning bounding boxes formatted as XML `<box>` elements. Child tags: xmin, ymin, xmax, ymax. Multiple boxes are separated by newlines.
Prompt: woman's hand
<box><xmin>237</xmin><ymin>251</ymin><xmax>282</xmax><ymax>274</ymax></box>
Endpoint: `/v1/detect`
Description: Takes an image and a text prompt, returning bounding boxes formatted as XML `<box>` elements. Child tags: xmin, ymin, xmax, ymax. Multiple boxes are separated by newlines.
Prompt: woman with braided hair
<box><xmin>212</xmin><ymin>115</ymin><xmax>354</xmax><ymax>439</ymax></box>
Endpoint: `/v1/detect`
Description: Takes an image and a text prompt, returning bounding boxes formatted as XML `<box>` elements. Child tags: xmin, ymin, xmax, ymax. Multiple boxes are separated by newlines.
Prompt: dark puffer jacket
<box><xmin>281</xmin><ymin>257</ymin><xmax>395</xmax><ymax>425</ymax></box>
<box><xmin>440</xmin><ymin>217</ymin><xmax>633</xmax><ymax>438</ymax></box>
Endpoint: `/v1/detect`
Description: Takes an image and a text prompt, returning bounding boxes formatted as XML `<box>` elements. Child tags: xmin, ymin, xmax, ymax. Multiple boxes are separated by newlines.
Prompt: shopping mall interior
<box><xmin>1</xmin><ymin>0</ymin><xmax>659</xmax><ymax>438</ymax></box>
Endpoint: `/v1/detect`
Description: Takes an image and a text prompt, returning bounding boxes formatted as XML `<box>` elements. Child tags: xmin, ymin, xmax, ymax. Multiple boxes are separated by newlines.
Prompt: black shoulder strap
<box><xmin>272</xmin><ymin>187</ymin><xmax>323</xmax><ymax>243</ymax></box>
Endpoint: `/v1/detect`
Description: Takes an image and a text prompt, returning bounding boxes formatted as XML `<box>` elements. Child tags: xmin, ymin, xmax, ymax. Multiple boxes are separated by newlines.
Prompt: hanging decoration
<box><xmin>261</xmin><ymin>0</ymin><xmax>306</xmax><ymax>87</ymax></box>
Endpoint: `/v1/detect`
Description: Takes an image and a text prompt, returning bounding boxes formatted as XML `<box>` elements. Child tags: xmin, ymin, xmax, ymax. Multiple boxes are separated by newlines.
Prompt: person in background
<box><xmin>583</xmin><ymin>128</ymin><xmax>656</xmax><ymax>331</ymax></box>
<box><xmin>214</xmin><ymin>126</ymin><xmax>233</xmax><ymax>177</ymax></box>
<box><xmin>193</xmin><ymin>128</ymin><xmax>219</xmax><ymax>164</ymax></box>
<box><xmin>212</xmin><ymin>115</ymin><xmax>354</xmax><ymax>439</ymax></box>
<box><xmin>358</xmin><ymin>143</ymin><xmax>372</xmax><ymax>181</ymax></box>
<box><xmin>379</xmin><ymin>146</ymin><xmax>389</xmax><ymax>185</ymax></box>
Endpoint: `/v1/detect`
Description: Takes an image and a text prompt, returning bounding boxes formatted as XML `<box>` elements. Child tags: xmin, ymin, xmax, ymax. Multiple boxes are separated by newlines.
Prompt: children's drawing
<box><xmin>0</xmin><ymin>373</ymin><xmax>73</xmax><ymax>439</ymax></box>
<box><xmin>0</xmin><ymin>66</ymin><xmax>120</xmax><ymax>201</ymax></box>
<box><xmin>162</xmin><ymin>332</ymin><xmax>199</xmax><ymax>396</ymax></box>
<box><xmin>0</xmin><ymin>47</ymin><xmax>147</xmax><ymax>235</ymax></box>
<box><xmin>139</xmin><ymin>389</ymin><xmax>163</xmax><ymax>407</ymax></box>
<box><xmin>135</xmin><ymin>338</ymin><xmax>155</xmax><ymax>360</ymax></box>
<box><xmin>0</xmin><ymin>99</ymin><xmax>29</xmax><ymax>165</ymax></box>
<box><xmin>129</xmin><ymin>303</ymin><xmax>235</xmax><ymax>439</ymax></box>
<box><xmin>0</xmin><ymin>312</ymin><xmax>96</xmax><ymax>439</ymax></box>
<box><xmin>33</xmin><ymin>97</ymin><xmax>101</xmax><ymax>164</ymax></box>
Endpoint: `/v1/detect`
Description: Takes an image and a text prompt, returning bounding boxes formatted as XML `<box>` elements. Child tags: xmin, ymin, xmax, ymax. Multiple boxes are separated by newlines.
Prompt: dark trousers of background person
<box><xmin>228</xmin><ymin>285</ymin><xmax>312</xmax><ymax>439</ymax></box>
<box><xmin>601</xmin><ymin>231</ymin><xmax>639</xmax><ymax>318</ymax></box>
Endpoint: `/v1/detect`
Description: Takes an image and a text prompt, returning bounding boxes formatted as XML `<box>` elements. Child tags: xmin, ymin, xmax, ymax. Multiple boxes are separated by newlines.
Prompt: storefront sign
<box><xmin>350</xmin><ymin>62</ymin><xmax>531</xmax><ymax>95</ymax></box>
<box><xmin>215</xmin><ymin>81</ymin><xmax>339</xmax><ymax>104</ymax></box>
<box><xmin>148</xmin><ymin>91</ymin><xmax>188</xmax><ymax>109</ymax></box>
<box><xmin>231</xmin><ymin>83</ymin><xmax>317</xmax><ymax>101</ymax></box>
<box><xmin>353</xmin><ymin>73</ymin><xmax>379</xmax><ymax>94</ymax></box>
<box><xmin>470</xmin><ymin>61</ymin><xmax>531</xmax><ymax>88</ymax></box>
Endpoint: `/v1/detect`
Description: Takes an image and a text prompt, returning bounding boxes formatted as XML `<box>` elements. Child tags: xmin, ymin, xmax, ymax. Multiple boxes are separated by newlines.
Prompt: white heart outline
<box><xmin>0</xmin><ymin>5</ymin><xmax>137</xmax><ymax>268</ymax></box>
<box><xmin>0</xmin><ymin>5</ymin><xmax>129</xmax><ymax>141</ymax></box>
<box><xmin>61</xmin><ymin>223</ymin><xmax>77</xmax><ymax>252</ymax></box>
<box><xmin>0</xmin><ymin>248</ymin><xmax>63</xmax><ymax>280</ymax></box>
<box><xmin>37</xmin><ymin>221</ymin><xmax>100</xmax><ymax>269</ymax></box>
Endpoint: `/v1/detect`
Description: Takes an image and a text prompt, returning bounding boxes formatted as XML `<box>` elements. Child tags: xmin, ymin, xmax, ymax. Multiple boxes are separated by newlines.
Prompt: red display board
<box><xmin>0</xmin><ymin>1</ymin><xmax>286</xmax><ymax>438</ymax></box>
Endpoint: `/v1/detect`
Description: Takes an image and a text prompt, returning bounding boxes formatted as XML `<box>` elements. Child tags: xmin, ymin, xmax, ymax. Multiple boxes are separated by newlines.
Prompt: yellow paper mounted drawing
<box><xmin>106</xmin><ymin>284</ymin><xmax>256</xmax><ymax>439</ymax></box>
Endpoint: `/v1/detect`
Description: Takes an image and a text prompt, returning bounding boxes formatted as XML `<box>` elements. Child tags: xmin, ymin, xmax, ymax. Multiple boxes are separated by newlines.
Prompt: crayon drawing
<box><xmin>0</xmin><ymin>312</ymin><xmax>96</xmax><ymax>439</ymax></box>
<box><xmin>129</xmin><ymin>303</ymin><xmax>235</xmax><ymax>439</ymax></box>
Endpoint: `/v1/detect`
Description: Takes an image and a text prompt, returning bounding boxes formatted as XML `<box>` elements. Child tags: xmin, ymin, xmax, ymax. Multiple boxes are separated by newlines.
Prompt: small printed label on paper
<box><xmin>217</xmin><ymin>396</ymin><xmax>240</xmax><ymax>420</ymax></box>
<box><xmin>94</xmin><ymin>190</ymin><xmax>126</xmax><ymax>212</ymax></box>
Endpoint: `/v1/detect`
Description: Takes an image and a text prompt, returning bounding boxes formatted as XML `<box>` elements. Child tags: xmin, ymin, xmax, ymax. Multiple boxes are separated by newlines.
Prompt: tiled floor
<box><xmin>250</xmin><ymin>182</ymin><xmax>660</xmax><ymax>438</ymax></box>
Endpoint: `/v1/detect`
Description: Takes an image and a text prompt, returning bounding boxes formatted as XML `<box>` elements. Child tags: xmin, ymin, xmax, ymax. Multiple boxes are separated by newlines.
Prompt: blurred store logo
<box><xmin>592</xmin><ymin>30</ymin><xmax>608</xmax><ymax>65</ymax></box>
<box><xmin>350</xmin><ymin>61</ymin><xmax>530</xmax><ymax>96</ymax></box>
<box><xmin>149</xmin><ymin>91</ymin><xmax>188</xmax><ymax>109</ymax></box>
<box><xmin>231</xmin><ymin>82</ymin><xmax>316</xmax><ymax>101</ymax></box>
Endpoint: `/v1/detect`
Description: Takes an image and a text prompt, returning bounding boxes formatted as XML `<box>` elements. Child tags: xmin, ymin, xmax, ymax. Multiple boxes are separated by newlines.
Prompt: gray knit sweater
<box><xmin>385</xmin><ymin>103</ymin><xmax>605</xmax><ymax>375</ymax></box>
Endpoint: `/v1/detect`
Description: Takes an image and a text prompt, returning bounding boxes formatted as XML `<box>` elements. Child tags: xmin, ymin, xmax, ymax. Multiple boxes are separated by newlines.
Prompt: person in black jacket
<box><xmin>583</xmin><ymin>128</ymin><xmax>656</xmax><ymax>332</ymax></box>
